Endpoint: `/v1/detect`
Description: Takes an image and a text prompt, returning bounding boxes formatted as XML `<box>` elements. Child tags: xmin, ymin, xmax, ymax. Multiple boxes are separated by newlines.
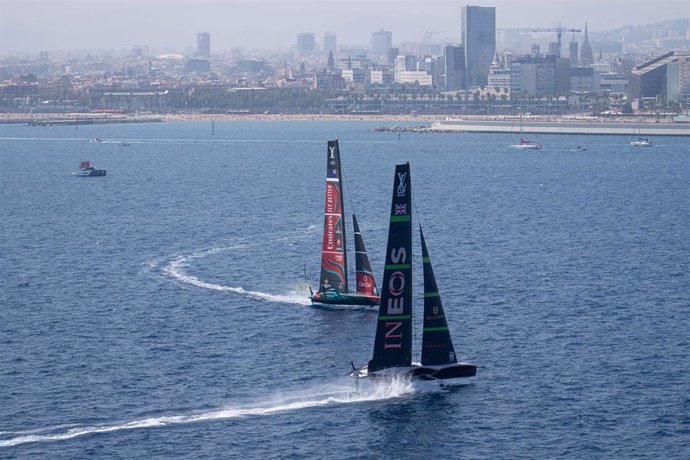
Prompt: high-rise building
<box><xmin>371</xmin><ymin>29</ymin><xmax>393</xmax><ymax>54</ymax></box>
<box><xmin>510</xmin><ymin>56</ymin><xmax>570</xmax><ymax>97</ymax></box>
<box><xmin>569</xmin><ymin>41</ymin><xmax>579</xmax><ymax>67</ymax></box>
<box><xmin>630</xmin><ymin>51</ymin><xmax>690</xmax><ymax>105</ymax></box>
<box><xmin>548</xmin><ymin>42</ymin><xmax>560</xmax><ymax>57</ymax></box>
<box><xmin>461</xmin><ymin>5</ymin><xmax>496</xmax><ymax>88</ymax></box>
<box><xmin>387</xmin><ymin>48</ymin><xmax>399</xmax><ymax>65</ymax></box>
<box><xmin>444</xmin><ymin>45</ymin><xmax>466</xmax><ymax>90</ymax></box>
<box><xmin>197</xmin><ymin>32</ymin><xmax>210</xmax><ymax>59</ymax></box>
<box><xmin>580</xmin><ymin>23</ymin><xmax>593</xmax><ymax>67</ymax></box>
<box><xmin>323</xmin><ymin>32</ymin><xmax>337</xmax><ymax>54</ymax></box>
<box><xmin>297</xmin><ymin>33</ymin><xmax>316</xmax><ymax>55</ymax></box>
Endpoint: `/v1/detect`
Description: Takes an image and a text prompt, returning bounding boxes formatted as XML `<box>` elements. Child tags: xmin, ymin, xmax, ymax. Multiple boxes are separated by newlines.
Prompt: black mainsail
<box><xmin>353</xmin><ymin>214</ymin><xmax>379</xmax><ymax>299</ymax></box>
<box><xmin>352</xmin><ymin>162</ymin><xmax>476</xmax><ymax>381</ymax></box>
<box><xmin>368</xmin><ymin>163</ymin><xmax>413</xmax><ymax>372</ymax></box>
<box><xmin>310</xmin><ymin>140</ymin><xmax>380</xmax><ymax>307</ymax></box>
<box><xmin>420</xmin><ymin>227</ymin><xmax>457</xmax><ymax>366</ymax></box>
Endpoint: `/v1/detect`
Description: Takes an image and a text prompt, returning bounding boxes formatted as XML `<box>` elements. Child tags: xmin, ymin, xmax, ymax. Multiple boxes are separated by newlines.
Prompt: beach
<box><xmin>0</xmin><ymin>112</ymin><xmax>679</xmax><ymax>124</ymax></box>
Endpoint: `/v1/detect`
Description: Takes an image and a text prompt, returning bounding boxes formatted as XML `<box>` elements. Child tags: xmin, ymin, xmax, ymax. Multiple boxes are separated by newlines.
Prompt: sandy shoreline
<box><xmin>0</xmin><ymin>112</ymin><xmax>441</xmax><ymax>124</ymax></box>
<box><xmin>0</xmin><ymin>113</ymin><xmax>676</xmax><ymax>129</ymax></box>
<box><xmin>0</xmin><ymin>112</ymin><xmax>675</xmax><ymax>124</ymax></box>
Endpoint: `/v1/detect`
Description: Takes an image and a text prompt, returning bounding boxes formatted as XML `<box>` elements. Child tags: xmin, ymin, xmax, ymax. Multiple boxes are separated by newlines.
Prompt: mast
<box><xmin>352</xmin><ymin>214</ymin><xmax>379</xmax><ymax>298</ymax></box>
<box><xmin>369</xmin><ymin>163</ymin><xmax>412</xmax><ymax>372</ymax></box>
<box><xmin>420</xmin><ymin>227</ymin><xmax>457</xmax><ymax>366</ymax></box>
<box><xmin>318</xmin><ymin>140</ymin><xmax>348</xmax><ymax>294</ymax></box>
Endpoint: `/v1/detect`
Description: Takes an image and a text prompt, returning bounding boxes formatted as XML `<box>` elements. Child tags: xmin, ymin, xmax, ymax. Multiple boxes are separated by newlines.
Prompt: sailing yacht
<box><xmin>510</xmin><ymin>114</ymin><xmax>542</xmax><ymax>150</ymax></box>
<box><xmin>350</xmin><ymin>163</ymin><xmax>477</xmax><ymax>381</ymax></box>
<box><xmin>630</xmin><ymin>138</ymin><xmax>652</xmax><ymax>147</ymax></box>
<box><xmin>310</xmin><ymin>140</ymin><xmax>380</xmax><ymax>307</ymax></box>
<box><xmin>630</xmin><ymin>119</ymin><xmax>653</xmax><ymax>146</ymax></box>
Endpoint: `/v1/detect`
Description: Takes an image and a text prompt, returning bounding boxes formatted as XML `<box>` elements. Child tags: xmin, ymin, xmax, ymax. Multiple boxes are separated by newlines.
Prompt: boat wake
<box><xmin>162</xmin><ymin>248</ymin><xmax>311</xmax><ymax>305</ymax></box>
<box><xmin>155</xmin><ymin>227</ymin><xmax>319</xmax><ymax>306</ymax></box>
<box><xmin>0</xmin><ymin>378</ymin><xmax>413</xmax><ymax>448</ymax></box>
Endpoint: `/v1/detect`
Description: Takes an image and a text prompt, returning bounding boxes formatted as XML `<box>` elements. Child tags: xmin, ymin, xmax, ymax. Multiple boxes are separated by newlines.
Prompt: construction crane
<box><xmin>516</xmin><ymin>27</ymin><xmax>582</xmax><ymax>57</ymax></box>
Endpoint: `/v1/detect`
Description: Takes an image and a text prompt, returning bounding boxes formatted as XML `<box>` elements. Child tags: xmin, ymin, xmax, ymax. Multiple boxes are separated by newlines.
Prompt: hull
<box><xmin>74</xmin><ymin>169</ymin><xmax>106</xmax><ymax>177</ymax></box>
<box><xmin>353</xmin><ymin>362</ymin><xmax>477</xmax><ymax>381</ymax></box>
<box><xmin>311</xmin><ymin>290</ymin><xmax>379</xmax><ymax>306</ymax></box>
<box><xmin>510</xmin><ymin>143</ymin><xmax>541</xmax><ymax>150</ymax></box>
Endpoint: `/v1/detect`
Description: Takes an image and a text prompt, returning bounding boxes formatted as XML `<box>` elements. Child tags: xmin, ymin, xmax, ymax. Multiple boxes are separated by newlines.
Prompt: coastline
<box><xmin>0</xmin><ymin>112</ymin><xmax>677</xmax><ymax>124</ymax></box>
<box><xmin>0</xmin><ymin>112</ymin><xmax>444</xmax><ymax>124</ymax></box>
<box><xmin>2</xmin><ymin>112</ymin><xmax>688</xmax><ymax>135</ymax></box>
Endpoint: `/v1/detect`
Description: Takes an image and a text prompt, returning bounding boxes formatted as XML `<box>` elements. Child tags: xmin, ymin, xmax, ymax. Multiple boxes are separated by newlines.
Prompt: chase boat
<box><xmin>73</xmin><ymin>161</ymin><xmax>106</xmax><ymax>177</ymax></box>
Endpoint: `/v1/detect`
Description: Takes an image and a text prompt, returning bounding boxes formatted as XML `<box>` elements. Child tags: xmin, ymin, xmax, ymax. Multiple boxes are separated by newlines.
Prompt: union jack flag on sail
<box><xmin>394</xmin><ymin>204</ymin><xmax>407</xmax><ymax>215</ymax></box>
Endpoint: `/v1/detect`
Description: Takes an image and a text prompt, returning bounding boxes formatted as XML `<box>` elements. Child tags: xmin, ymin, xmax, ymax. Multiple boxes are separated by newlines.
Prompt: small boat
<box><xmin>310</xmin><ymin>140</ymin><xmax>380</xmax><ymax>307</ymax></box>
<box><xmin>90</xmin><ymin>138</ymin><xmax>103</xmax><ymax>143</ymax></box>
<box><xmin>120</xmin><ymin>141</ymin><xmax>131</xmax><ymax>147</ymax></box>
<box><xmin>73</xmin><ymin>160</ymin><xmax>106</xmax><ymax>177</ymax></box>
<box><xmin>630</xmin><ymin>137</ymin><xmax>652</xmax><ymax>147</ymax></box>
<box><xmin>350</xmin><ymin>163</ymin><xmax>477</xmax><ymax>382</ymax></box>
<box><xmin>630</xmin><ymin>120</ymin><xmax>652</xmax><ymax>147</ymax></box>
<box><xmin>510</xmin><ymin>114</ymin><xmax>542</xmax><ymax>150</ymax></box>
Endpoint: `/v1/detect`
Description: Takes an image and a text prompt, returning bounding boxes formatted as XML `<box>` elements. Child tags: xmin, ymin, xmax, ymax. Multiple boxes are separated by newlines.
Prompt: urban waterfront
<box><xmin>1</xmin><ymin>121</ymin><xmax>689</xmax><ymax>458</ymax></box>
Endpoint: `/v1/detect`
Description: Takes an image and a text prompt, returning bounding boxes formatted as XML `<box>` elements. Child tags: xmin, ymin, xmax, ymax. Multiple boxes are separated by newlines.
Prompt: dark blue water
<box><xmin>1</xmin><ymin>121</ymin><xmax>689</xmax><ymax>458</ymax></box>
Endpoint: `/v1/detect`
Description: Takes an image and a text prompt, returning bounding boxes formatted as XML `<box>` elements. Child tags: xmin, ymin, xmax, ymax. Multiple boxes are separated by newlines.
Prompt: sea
<box><xmin>1</xmin><ymin>120</ymin><xmax>689</xmax><ymax>459</ymax></box>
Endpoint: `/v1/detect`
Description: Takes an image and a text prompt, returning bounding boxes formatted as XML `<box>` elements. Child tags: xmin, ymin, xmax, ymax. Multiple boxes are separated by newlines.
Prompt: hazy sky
<box><xmin>1</xmin><ymin>0</ymin><xmax>688</xmax><ymax>54</ymax></box>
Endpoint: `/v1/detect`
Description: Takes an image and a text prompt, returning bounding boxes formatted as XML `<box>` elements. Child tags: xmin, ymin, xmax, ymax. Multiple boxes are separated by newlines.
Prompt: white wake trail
<box><xmin>162</xmin><ymin>248</ymin><xmax>312</xmax><ymax>305</ymax></box>
<box><xmin>0</xmin><ymin>378</ymin><xmax>413</xmax><ymax>448</ymax></box>
<box><xmin>159</xmin><ymin>226</ymin><xmax>319</xmax><ymax>305</ymax></box>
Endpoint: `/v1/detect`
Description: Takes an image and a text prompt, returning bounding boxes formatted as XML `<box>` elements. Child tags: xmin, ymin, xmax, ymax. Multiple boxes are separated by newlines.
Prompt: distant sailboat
<box><xmin>630</xmin><ymin>119</ymin><xmax>652</xmax><ymax>147</ymax></box>
<box><xmin>310</xmin><ymin>140</ymin><xmax>380</xmax><ymax>307</ymax></box>
<box><xmin>350</xmin><ymin>163</ymin><xmax>477</xmax><ymax>381</ymax></box>
<box><xmin>510</xmin><ymin>114</ymin><xmax>542</xmax><ymax>150</ymax></box>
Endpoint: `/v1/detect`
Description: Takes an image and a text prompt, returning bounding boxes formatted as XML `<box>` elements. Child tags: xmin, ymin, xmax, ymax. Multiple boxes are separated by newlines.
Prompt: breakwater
<box><xmin>427</xmin><ymin>119</ymin><xmax>690</xmax><ymax>136</ymax></box>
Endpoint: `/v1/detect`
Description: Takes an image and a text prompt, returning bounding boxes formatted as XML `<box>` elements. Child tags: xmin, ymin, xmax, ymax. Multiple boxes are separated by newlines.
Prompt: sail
<box><xmin>420</xmin><ymin>227</ymin><xmax>458</xmax><ymax>366</ymax></box>
<box><xmin>369</xmin><ymin>163</ymin><xmax>413</xmax><ymax>372</ymax></box>
<box><xmin>352</xmin><ymin>214</ymin><xmax>379</xmax><ymax>298</ymax></box>
<box><xmin>317</xmin><ymin>140</ymin><xmax>348</xmax><ymax>293</ymax></box>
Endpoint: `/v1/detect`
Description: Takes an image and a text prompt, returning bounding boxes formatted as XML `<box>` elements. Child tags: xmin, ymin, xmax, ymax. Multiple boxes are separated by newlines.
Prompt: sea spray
<box><xmin>0</xmin><ymin>378</ymin><xmax>415</xmax><ymax>448</ymax></box>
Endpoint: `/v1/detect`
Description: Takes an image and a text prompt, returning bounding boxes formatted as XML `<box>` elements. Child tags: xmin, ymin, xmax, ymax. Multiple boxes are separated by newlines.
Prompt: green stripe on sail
<box><xmin>424</xmin><ymin>292</ymin><xmax>440</xmax><ymax>297</ymax></box>
<box><xmin>385</xmin><ymin>264</ymin><xmax>410</xmax><ymax>270</ymax></box>
<box><xmin>423</xmin><ymin>256</ymin><xmax>430</xmax><ymax>263</ymax></box>
<box><xmin>423</xmin><ymin>327</ymin><xmax>449</xmax><ymax>332</ymax></box>
<box><xmin>378</xmin><ymin>315</ymin><xmax>411</xmax><ymax>320</ymax></box>
<box><xmin>390</xmin><ymin>215</ymin><xmax>411</xmax><ymax>222</ymax></box>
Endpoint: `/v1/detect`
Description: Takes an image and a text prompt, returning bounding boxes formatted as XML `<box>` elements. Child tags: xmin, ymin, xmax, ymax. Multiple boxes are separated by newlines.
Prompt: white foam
<box><xmin>159</xmin><ymin>227</ymin><xmax>318</xmax><ymax>305</ymax></box>
<box><xmin>162</xmin><ymin>248</ymin><xmax>312</xmax><ymax>305</ymax></box>
<box><xmin>0</xmin><ymin>379</ymin><xmax>413</xmax><ymax>448</ymax></box>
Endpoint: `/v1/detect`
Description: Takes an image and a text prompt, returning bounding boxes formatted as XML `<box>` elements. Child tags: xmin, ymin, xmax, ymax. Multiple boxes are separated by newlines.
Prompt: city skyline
<box><xmin>1</xmin><ymin>0</ymin><xmax>689</xmax><ymax>55</ymax></box>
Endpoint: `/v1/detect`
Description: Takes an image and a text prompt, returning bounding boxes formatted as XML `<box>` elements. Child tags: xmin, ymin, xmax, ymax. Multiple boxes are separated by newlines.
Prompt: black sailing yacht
<box><xmin>351</xmin><ymin>162</ymin><xmax>477</xmax><ymax>381</ymax></box>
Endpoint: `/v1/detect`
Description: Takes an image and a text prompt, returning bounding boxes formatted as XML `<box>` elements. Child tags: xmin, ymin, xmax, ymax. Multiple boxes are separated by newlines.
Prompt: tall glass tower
<box><xmin>371</xmin><ymin>29</ymin><xmax>393</xmax><ymax>54</ymax></box>
<box><xmin>197</xmin><ymin>32</ymin><xmax>210</xmax><ymax>59</ymax></box>
<box><xmin>461</xmin><ymin>5</ymin><xmax>496</xmax><ymax>88</ymax></box>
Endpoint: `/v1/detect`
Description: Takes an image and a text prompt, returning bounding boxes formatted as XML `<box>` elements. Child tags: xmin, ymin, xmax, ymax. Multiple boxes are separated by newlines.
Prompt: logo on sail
<box><xmin>394</xmin><ymin>204</ymin><xmax>407</xmax><ymax>215</ymax></box>
<box><xmin>396</xmin><ymin>172</ymin><xmax>407</xmax><ymax>197</ymax></box>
